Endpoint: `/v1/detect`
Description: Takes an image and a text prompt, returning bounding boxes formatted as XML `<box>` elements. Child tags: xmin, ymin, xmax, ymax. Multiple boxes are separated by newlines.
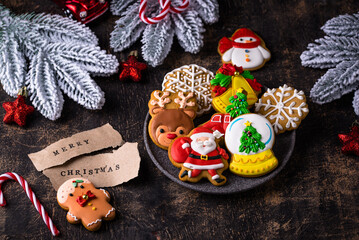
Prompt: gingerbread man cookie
<box><xmin>162</xmin><ymin>64</ymin><xmax>214</xmax><ymax>116</ymax></box>
<box><xmin>218</xmin><ymin>28</ymin><xmax>271</xmax><ymax>71</ymax></box>
<box><xmin>57</xmin><ymin>178</ymin><xmax>115</xmax><ymax>231</ymax></box>
<box><xmin>255</xmin><ymin>84</ymin><xmax>309</xmax><ymax>134</ymax></box>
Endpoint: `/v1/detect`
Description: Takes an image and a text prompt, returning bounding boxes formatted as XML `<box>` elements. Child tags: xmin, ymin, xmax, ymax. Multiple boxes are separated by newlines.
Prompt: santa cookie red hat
<box><xmin>190</xmin><ymin>127</ymin><xmax>223</xmax><ymax>140</ymax></box>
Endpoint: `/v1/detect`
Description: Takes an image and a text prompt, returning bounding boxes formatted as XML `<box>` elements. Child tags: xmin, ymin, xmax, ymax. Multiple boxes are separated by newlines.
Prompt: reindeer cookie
<box><xmin>148</xmin><ymin>90</ymin><xmax>198</xmax><ymax>150</ymax></box>
<box><xmin>57</xmin><ymin>178</ymin><xmax>115</xmax><ymax>231</ymax></box>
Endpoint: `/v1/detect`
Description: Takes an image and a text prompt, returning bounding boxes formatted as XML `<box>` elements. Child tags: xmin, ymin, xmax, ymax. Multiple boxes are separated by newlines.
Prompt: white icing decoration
<box><xmin>105</xmin><ymin>207</ymin><xmax>115</xmax><ymax>218</ymax></box>
<box><xmin>225</xmin><ymin>47</ymin><xmax>270</xmax><ymax>69</ymax></box>
<box><xmin>225</xmin><ymin>114</ymin><xmax>274</xmax><ymax>156</ymax></box>
<box><xmin>255</xmin><ymin>84</ymin><xmax>309</xmax><ymax>134</ymax></box>
<box><xmin>150</xmin><ymin>91</ymin><xmax>171</xmax><ymax>107</ymax></box>
<box><xmin>68</xmin><ymin>212</ymin><xmax>78</xmax><ymax>221</ymax></box>
<box><xmin>87</xmin><ymin>219</ymin><xmax>102</xmax><ymax>227</ymax></box>
<box><xmin>100</xmin><ymin>189</ymin><xmax>110</xmax><ymax>199</ymax></box>
<box><xmin>162</xmin><ymin>64</ymin><xmax>214</xmax><ymax>115</ymax></box>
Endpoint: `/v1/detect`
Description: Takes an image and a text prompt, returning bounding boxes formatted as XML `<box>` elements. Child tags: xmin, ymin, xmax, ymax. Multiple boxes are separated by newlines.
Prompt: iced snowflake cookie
<box><xmin>218</xmin><ymin>28</ymin><xmax>271</xmax><ymax>71</ymax></box>
<box><xmin>57</xmin><ymin>178</ymin><xmax>115</xmax><ymax>231</ymax></box>
<box><xmin>148</xmin><ymin>90</ymin><xmax>198</xmax><ymax>150</ymax></box>
<box><xmin>162</xmin><ymin>64</ymin><xmax>214</xmax><ymax>115</ymax></box>
<box><xmin>255</xmin><ymin>84</ymin><xmax>309</xmax><ymax>134</ymax></box>
<box><xmin>225</xmin><ymin>114</ymin><xmax>278</xmax><ymax>177</ymax></box>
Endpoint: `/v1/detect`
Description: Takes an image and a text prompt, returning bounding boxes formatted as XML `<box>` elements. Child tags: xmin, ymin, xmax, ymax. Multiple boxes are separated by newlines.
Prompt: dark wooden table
<box><xmin>1</xmin><ymin>0</ymin><xmax>358</xmax><ymax>239</ymax></box>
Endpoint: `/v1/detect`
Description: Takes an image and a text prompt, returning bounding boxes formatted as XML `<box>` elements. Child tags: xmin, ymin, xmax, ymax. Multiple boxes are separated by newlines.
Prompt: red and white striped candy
<box><xmin>160</xmin><ymin>0</ymin><xmax>190</xmax><ymax>13</ymax></box>
<box><xmin>139</xmin><ymin>0</ymin><xmax>171</xmax><ymax>24</ymax></box>
<box><xmin>139</xmin><ymin>0</ymin><xmax>190</xmax><ymax>24</ymax></box>
<box><xmin>0</xmin><ymin>172</ymin><xmax>60</xmax><ymax>237</ymax></box>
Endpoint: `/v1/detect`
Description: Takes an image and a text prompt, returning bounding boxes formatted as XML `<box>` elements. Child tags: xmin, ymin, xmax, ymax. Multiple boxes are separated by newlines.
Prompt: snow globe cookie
<box><xmin>225</xmin><ymin>113</ymin><xmax>278</xmax><ymax>177</ymax></box>
<box><xmin>57</xmin><ymin>178</ymin><xmax>115</xmax><ymax>231</ymax></box>
<box><xmin>218</xmin><ymin>28</ymin><xmax>271</xmax><ymax>71</ymax></box>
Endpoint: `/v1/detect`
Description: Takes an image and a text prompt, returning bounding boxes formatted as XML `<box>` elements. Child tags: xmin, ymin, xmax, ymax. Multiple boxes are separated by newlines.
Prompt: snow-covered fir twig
<box><xmin>0</xmin><ymin>4</ymin><xmax>119</xmax><ymax>120</ymax></box>
<box><xmin>300</xmin><ymin>11</ymin><xmax>359</xmax><ymax>115</ymax></box>
<box><xmin>110</xmin><ymin>0</ymin><xmax>219</xmax><ymax>67</ymax></box>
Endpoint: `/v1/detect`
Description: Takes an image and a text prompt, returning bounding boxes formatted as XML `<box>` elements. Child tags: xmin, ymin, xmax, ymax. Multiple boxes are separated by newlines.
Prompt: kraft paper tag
<box><xmin>28</xmin><ymin>123</ymin><xmax>141</xmax><ymax>189</ymax></box>
<box><xmin>43</xmin><ymin>142</ymin><xmax>141</xmax><ymax>190</ymax></box>
<box><xmin>28</xmin><ymin>123</ymin><xmax>124</xmax><ymax>171</ymax></box>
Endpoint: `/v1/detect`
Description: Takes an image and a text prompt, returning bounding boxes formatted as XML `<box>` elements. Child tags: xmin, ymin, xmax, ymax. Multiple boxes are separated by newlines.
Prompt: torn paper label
<box><xmin>28</xmin><ymin>124</ymin><xmax>124</xmax><ymax>171</ymax></box>
<box><xmin>43</xmin><ymin>142</ymin><xmax>141</xmax><ymax>190</ymax></box>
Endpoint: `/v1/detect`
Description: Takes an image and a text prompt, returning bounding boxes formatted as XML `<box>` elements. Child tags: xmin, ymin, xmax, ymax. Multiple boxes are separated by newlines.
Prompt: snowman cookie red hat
<box><xmin>168</xmin><ymin>126</ymin><xmax>229</xmax><ymax>186</ymax></box>
<box><xmin>218</xmin><ymin>28</ymin><xmax>271</xmax><ymax>71</ymax></box>
<box><xmin>57</xmin><ymin>178</ymin><xmax>115</xmax><ymax>231</ymax></box>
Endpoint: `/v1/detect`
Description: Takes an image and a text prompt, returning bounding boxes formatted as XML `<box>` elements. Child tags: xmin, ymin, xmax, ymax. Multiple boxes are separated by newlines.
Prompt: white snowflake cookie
<box><xmin>255</xmin><ymin>84</ymin><xmax>309</xmax><ymax>134</ymax></box>
<box><xmin>162</xmin><ymin>64</ymin><xmax>214</xmax><ymax>116</ymax></box>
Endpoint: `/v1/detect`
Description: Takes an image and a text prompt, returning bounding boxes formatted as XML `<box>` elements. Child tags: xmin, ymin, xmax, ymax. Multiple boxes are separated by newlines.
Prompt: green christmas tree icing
<box><xmin>239</xmin><ymin>121</ymin><xmax>265</xmax><ymax>154</ymax></box>
<box><xmin>225</xmin><ymin>90</ymin><xmax>250</xmax><ymax>118</ymax></box>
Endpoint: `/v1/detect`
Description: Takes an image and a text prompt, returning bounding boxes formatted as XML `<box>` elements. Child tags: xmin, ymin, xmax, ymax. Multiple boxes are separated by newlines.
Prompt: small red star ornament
<box><xmin>119</xmin><ymin>52</ymin><xmax>147</xmax><ymax>82</ymax></box>
<box><xmin>338</xmin><ymin>125</ymin><xmax>359</xmax><ymax>156</ymax></box>
<box><xmin>3</xmin><ymin>95</ymin><xmax>34</xmax><ymax>127</ymax></box>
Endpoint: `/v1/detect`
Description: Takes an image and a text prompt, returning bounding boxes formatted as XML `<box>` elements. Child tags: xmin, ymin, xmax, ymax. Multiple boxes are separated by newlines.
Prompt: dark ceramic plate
<box><xmin>144</xmin><ymin>112</ymin><xmax>295</xmax><ymax>194</ymax></box>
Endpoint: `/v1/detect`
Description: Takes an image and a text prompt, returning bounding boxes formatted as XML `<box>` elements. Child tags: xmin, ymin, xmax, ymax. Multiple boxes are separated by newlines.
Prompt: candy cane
<box><xmin>0</xmin><ymin>172</ymin><xmax>60</xmax><ymax>237</ymax></box>
<box><xmin>159</xmin><ymin>0</ymin><xmax>190</xmax><ymax>13</ymax></box>
<box><xmin>139</xmin><ymin>0</ymin><xmax>171</xmax><ymax>24</ymax></box>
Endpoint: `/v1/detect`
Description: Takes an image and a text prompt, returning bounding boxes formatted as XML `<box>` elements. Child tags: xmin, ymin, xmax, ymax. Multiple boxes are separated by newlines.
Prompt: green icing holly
<box><xmin>211</xmin><ymin>73</ymin><xmax>232</xmax><ymax>87</ymax></box>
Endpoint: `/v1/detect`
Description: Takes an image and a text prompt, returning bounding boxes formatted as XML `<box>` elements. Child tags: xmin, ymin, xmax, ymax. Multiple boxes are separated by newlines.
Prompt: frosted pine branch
<box><xmin>142</xmin><ymin>16</ymin><xmax>175</xmax><ymax>67</ymax></box>
<box><xmin>301</xmin><ymin>11</ymin><xmax>359</xmax><ymax>115</ymax></box>
<box><xmin>310</xmin><ymin>61</ymin><xmax>359</xmax><ymax>104</ymax></box>
<box><xmin>110</xmin><ymin>0</ymin><xmax>219</xmax><ymax>67</ymax></box>
<box><xmin>172</xmin><ymin>10</ymin><xmax>204</xmax><ymax>54</ymax></box>
<box><xmin>322</xmin><ymin>12</ymin><xmax>359</xmax><ymax>37</ymax></box>
<box><xmin>0</xmin><ymin>3</ymin><xmax>118</xmax><ymax>120</ymax></box>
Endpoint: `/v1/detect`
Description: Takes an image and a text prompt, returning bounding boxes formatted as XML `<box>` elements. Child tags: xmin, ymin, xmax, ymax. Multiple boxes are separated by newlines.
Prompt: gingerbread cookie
<box><xmin>57</xmin><ymin>178</ymin><xmax>115</xmax><ymax>231</ymax></box>
<box><xmin>168</xmin><ymin>126</ymin><xmax>229</xmax><ymax>186</ymax></box>
<box><xmin>255</xmin><ymin>84</ymin><xmax>309</xmax><ymax>134</ymax></box>
<box><xmin>148</xmin><ymin>90</ymin><xmax>198</xmax><ymax>150</ymax></box>
<box><xmin>162</xmin><ymin>64</ymin><xmax>214</xmax><ymax>115</ymax></box>
<box><xmin>225</xmin><ymin>114</ymin><xmax>278</xmax><ymax>177</ymax></box>
<box><xmin>218</xmin><ymin>28</ymin><xmax>271</xmax><ymax>71</ymax></box>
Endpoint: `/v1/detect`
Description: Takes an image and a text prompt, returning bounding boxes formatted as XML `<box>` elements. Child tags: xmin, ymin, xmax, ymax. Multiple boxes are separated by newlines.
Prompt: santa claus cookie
<box><xmin>218</xmin><ymin>28</ymin><xmax>271</xmax><ymax>71</ymax></box>
<box><xmin>148</xmin><ymin>90</ymin><xmax>198</xmax><ymax>150</ymax></box>
<box><xmin>225</xmin><ymin>114</ymin><xmax>278</xmax><ymax>177</ymax></box>
<box><xmin>162</xmin><ymin>64</ymin><xmax>214</xmax><ymax>115</ymax></box>
<box><xmin>168</xmin><ymin>126</ymin><xmax>229</xmax><ymax>186</ymax></box>
<box><xmin>255</xmin><ymin>84</ymin><xmax>309</xmax><ymax>134</ymax></box>
<box><xmin>57</xmin><ymin>178</ymin><xmax>115</xmax><ymax>231</ymax></box>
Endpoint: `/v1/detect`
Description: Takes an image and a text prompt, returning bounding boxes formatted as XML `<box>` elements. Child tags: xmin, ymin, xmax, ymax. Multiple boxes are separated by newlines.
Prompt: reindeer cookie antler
<box><xmin>174</xmin><ymin>92</ymin><xmax>196</xmax><ymax>108</ymax></box>
<box><xmin>150</xmin><ymin>91</ymin><xmax>171</xmax><ymax>107</ymax></box>
<box><xmin>148</xmin><ymin>90</ymin><xmax>198</xmax><ymax>149</ymax></box>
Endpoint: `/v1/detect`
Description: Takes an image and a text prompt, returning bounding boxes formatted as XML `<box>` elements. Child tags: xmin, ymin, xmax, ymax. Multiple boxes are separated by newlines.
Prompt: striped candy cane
<box><xmin>139</xmin><ymin>0</ymin><xmax>171</xmax><ymax>24</ymax></box>
<box><xmin>160</xmin><ymin>0</ymin><xmax>190</xmax><ymax>13</ymax></box>
<box><xmin>0</xmin><ymin>172</ymin><xmax>60</xmax><ymax>237</ymax></box>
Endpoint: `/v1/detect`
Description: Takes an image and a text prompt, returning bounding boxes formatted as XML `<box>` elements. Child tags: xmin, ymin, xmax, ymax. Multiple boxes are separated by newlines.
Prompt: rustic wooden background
<box><xmin>0</xmin><ymin>0</ymin><xmax>358</xmax><ymax>239</ymax></box>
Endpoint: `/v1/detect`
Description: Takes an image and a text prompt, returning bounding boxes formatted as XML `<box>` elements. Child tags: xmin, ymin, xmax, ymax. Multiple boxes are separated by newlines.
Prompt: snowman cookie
<box><xmin>57</xmin><ymin>178</ymin><xmax>115</xmax><ymax>231</ymax></box>
<box><xmin>218</xmin><ymin>28</ymin><xmax>271</xmax><ymax>71</ymax></box>
<box><xmin>225</xmin><ymin>113</ymin><xmax>278</xmax><ymax>177</ymax></box>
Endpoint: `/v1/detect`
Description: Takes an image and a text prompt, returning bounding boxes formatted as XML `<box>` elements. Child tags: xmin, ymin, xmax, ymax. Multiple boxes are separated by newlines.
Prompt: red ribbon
<box><xmin>218</xmin><ymin>63</ymin><xmax>243</xmax><ymax>76</ymax></box>
<box><xmin>76</xmin><ymin>190</ymin><xmax>96</xmax><ymax>207</ymax></box>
